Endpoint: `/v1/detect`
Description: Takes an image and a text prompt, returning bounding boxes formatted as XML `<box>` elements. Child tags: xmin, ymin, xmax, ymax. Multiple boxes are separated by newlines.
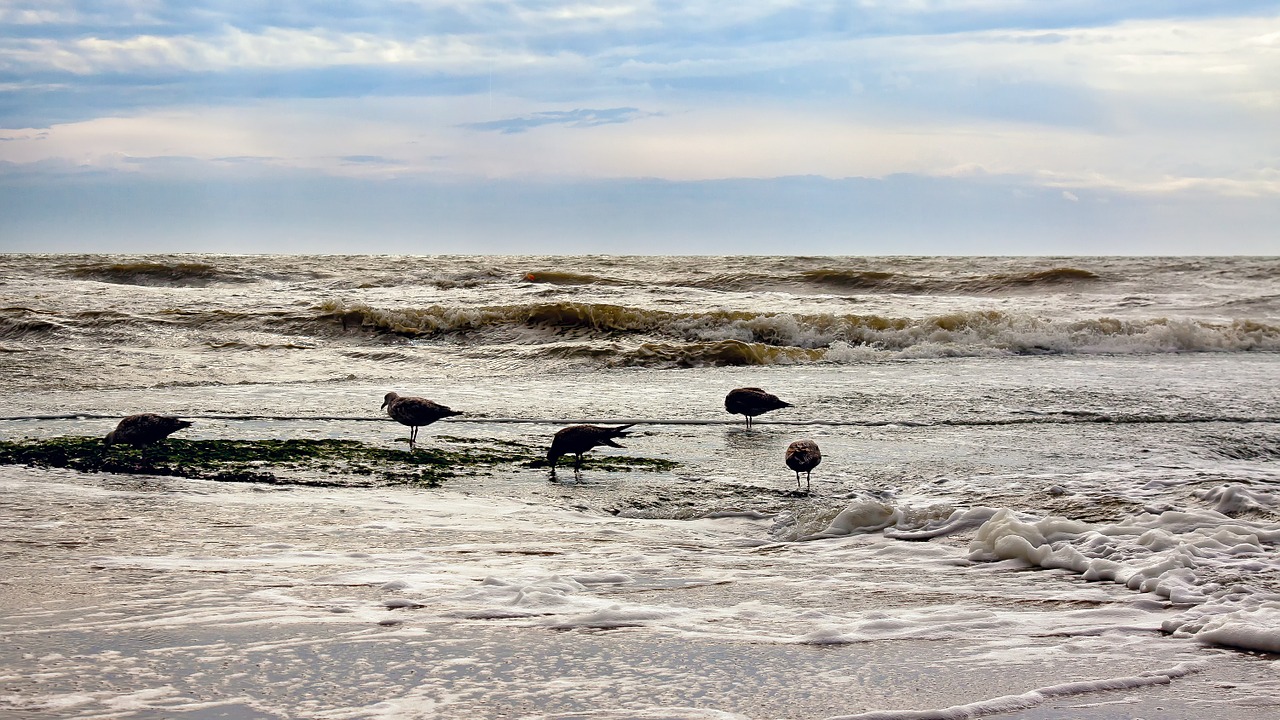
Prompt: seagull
<box><xmin>382</xmin><ymin>392</ymin><xmax>461</xmax><ymax>450</ymax></box>
<box><xmin>724</xmin><ymin>387</ymin><xmax>792</xmax><ymax>428</ymax></box>
<box><xmin>103</xmin><ymin>413</ymin><xmax>193</xmax><ymax>447</ymax></box>
<box><xmin>547</xmin><ymin>424</ymin><xmax>634</xmax><ymax>476</ymax></box>
<box><xmin>785</xmin><ymin>439</ymin><xmax>822</xmax><ymax>492</ymax></box>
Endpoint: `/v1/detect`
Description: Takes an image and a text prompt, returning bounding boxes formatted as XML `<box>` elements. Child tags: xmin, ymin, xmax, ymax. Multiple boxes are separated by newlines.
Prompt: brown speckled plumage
<box><xmin>785</xmin><ymin>439</ymin><xmax>821</xmax><ymax>491</ymax></box>
<box><xmin>547</xmin><ymin>424</ymin><xmax>634</xmax><ymax>474</ymax></box>
<box><xmin>103</xmin><ymin>413</ymin><xmax>193</xmax><ymax>447</ymax></box>
<box><xmin>724</xmin><ymin>387</ymin><xmax>792</xmax><ymax>427</ymax></box>
<box><xmin>382</xmin><ymin>391</ymin><xmax>461</xmax><ymax>449</ymax></box>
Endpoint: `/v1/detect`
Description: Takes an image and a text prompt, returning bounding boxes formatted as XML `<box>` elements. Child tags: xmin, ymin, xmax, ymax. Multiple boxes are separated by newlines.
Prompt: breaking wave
<box><xmin>537</xmin><ymin>340</ymin><xmax>825</xmax><ymax>367</ymax></box>
<box><xmin>317</xmin><ymin>300</ymin><xmax>1280</xmax><ymax>366</ymax></box>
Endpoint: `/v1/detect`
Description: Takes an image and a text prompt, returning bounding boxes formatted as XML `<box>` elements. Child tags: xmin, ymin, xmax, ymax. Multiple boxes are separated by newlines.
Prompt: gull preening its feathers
<box><xmin>785</xmin><ymin>439</ymin><xmax>821</xmax><ymax>492</ymax></box>
<box><xmin>725</xmin><ymin>387</ymin><xmax>792</xmax><ymax>428</ymax></box>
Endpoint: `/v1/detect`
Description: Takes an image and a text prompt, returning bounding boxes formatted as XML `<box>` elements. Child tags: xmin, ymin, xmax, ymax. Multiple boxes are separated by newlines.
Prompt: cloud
<box><xmin>338</xmin><ymin>154</ymin><xmax>404</xmax><ymax>165</ymax></box>
<box><xmin>0</xmin><ymin>27</ymin><xmax>527</xmax><ymax>75</ymax></box>
<box><xmin>2</xmin><ymin>1</ymin><xmax>1279</xmax><ymax>254</ymax></box>
<box><xmin>461</xmin><ymin>107</ymin><xmax>654</xmax><ymax>134</ymax></box>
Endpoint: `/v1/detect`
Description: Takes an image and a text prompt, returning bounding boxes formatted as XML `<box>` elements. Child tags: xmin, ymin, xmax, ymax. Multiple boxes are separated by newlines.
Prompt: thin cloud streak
<box><xmin>462</xmin><ymin>107</ymin><xmax>654</xmax><ymax>134</ymax></box>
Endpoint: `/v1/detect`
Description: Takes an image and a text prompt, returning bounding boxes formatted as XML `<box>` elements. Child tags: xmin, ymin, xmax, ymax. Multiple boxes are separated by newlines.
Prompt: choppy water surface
<box><xmin>1</xmin><ymin>254</ymin><xmax>1278</xmax><ymax>719</ymax></box>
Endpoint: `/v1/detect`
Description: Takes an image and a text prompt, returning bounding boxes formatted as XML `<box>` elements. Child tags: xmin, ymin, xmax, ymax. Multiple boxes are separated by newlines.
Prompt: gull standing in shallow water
<box><xmin>104</xmin><ymin>414</ymin><xmax>193</xmax><ymax>447</ymax></box>
<box><xmin>724</xmin><ymin>387</ymin><xmax>792</xmax><ymax>428</ymax></box>
<box><xmin>382</xmin><ymin>392</ymin><xmax>461</xmax><ymax>450</ymax></box>
<box><xmin>547</xmin><ymin>424</ymin><xmax>635</xmax><ymax>477</ymax></box>
<box><xmin>785</xmin><ymin>439</ymin><xmax>822</xmax><ymax>492</ymax></box>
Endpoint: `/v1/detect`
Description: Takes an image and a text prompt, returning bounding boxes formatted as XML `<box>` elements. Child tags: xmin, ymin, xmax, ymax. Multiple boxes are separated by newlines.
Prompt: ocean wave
<box><xmin>0</xmin><ymin>308</ymin><xmax>65</xmax><ymax>338</ymax></box>
<box><xmin>319</xmin><ymin>300</ymin><xmax>1280</xmax><ymax>361</ymax></box>
<box><xmin>335</xmin><ymin>267</ymin><xmax>509</xmax><ymax>290</ymax></box>
<box><xmin>204</xmin><ymin>341</ymin><xmax>315</xmax><ymax>351</ymax></box>
<box><xmin>1198</xmin><ymin>432</ymin><xmax>1280</xmax><ymax>461</ymax></box>
<box><xmin>680</xmin><ymin>266</ymin><xmax>1101</xmax><ymax>295</ymax></box>
<box><xmin>966</xmin><ymin>266</ymin><xmax>1101</xmax><ymax>290</ymax></box>
<box><xmin>797</xmin><ymin>269</ymin><xmax>907</xmax><ymax>291</ymax></box>
<box><xmin>538</xmin><ymin>340</ymin><xmax>824</xmax><ymax>368</ymax></box>
<box><xmin>493</xmin><ymin>265</ymin><xmax>1104</xmax><ymax>295</ymax></box>
<box><xmin>61</xmin><ymin>261</ymin><xmax>254</xmax><ymax>286</ymax></box>
<box><xmin>521</xmin><ymin>270</ymin><xmax>636</xmax><ymax>286</ymax></box>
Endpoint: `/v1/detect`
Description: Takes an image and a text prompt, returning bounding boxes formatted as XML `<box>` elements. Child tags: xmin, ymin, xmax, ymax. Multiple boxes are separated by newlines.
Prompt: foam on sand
<box><xmin>968</xmin><ymin>507</ymin><xmax>1280</xmax><ymax>654</ymax></box>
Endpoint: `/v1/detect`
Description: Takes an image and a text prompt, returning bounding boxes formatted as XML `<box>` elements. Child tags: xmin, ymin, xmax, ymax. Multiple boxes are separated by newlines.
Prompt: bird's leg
<box><xmin>409</xmin><ymin>425</ymin><xmax>418</xmax><ymax>451</ymax></box>
<box><xmin>806</xmin><ymin>471</ymin><xmax>812</xmax><ymax>493</ymax></box>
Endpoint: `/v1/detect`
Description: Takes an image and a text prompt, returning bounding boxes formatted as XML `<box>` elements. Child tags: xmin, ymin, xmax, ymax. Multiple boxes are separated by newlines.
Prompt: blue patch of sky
<box><xmin>8</xmin><ymin>2</ymin><xmax>1275</xmax><ymax>45</ymax></box>
<box><xmin>0</xmin><ymin>68</ymin><xmax>493</xmax><ymax>127</ymax></box>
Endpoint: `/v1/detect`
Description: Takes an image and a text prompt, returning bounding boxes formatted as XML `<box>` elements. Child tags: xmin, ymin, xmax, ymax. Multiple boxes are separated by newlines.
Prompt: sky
<box><xmin>1</xmin><ymin>1</ymin><xmax>1278</xmax><ymax>255</ymax></box>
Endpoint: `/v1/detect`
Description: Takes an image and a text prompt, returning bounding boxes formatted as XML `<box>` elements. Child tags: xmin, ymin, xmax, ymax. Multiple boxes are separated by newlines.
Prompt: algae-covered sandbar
<box><xmin>0</xmin><ymin>436</ymin><xmax>677</xmax><ymax>487</ymax></box>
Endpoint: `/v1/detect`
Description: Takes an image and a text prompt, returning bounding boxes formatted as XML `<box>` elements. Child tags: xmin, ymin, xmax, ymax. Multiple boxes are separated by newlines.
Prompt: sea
<box><xmin>1</xmin><ymin>254</ymin><xmax>1278</xmax><ymax>719</ymax></box>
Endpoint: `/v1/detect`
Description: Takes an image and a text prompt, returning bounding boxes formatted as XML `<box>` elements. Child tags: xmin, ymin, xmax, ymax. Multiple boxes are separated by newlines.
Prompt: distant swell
<box><xmin>968</xmin><ymin>267</ymin><xmax>1100</xmax><ymax>290</ymax></box>
<box><xmin>62</xmin><ymin>261</ymin><xmax>253</xmax><ymax>286</ymax></box>
<box><xmin>521</xmin><ymin>270</ymin><xmax>636</xmax><ymax>287</ymax></box>
<box><xmin>510</xmin><ymin>266</ymin><xmax>1102</xmax><ymax>295</ymax></box>
<box><xmin>798</xmin><ymin>269</ymin><xmax>905</xmax><ymax>290</ymax></box>
<box><xmin>683</xmin><ymin>266</ymin><xmax>1101</xmax><ymax>294</ymax></box>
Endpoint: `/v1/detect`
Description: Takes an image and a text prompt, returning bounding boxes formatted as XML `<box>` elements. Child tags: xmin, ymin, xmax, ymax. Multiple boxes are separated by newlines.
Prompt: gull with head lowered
<box><xmin>104</xmin><ymin>413</ymin><xmax>193</xmax><ymax>447</ymax></box>
<box><xmin>547</xmin><ymin>424</ymin><xmax>635</xmax><ymax>477</ymax></box>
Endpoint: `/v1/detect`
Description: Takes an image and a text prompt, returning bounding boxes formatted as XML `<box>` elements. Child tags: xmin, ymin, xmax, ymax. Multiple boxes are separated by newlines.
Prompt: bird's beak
<box><xmin>380</xmin><ymin>400</ymin><xmax>388</xmax><ymax>409</ymax></box>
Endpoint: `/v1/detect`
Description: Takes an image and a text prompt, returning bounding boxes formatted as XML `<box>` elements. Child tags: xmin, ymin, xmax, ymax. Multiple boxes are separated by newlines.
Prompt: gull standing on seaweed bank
<box><xmin>785</xmin><ymin>439</ymin><xmax>821</xmax><ymax>492</ymax></box>
<box><xmin>382</xmin><ymin>392</ymin><xmax>462</xmax><ymax>450</ymax></box>
<box><xmin>103</xmin><ymin>413</ymin><xmax>193</xmax><ymax>447</ymax></box>
<box><xmin>547</xmin><ymin>424</ymin><xmax>635</xmax><ymax>477</ymax></box>
<box><xmin>724</xmin><ymin>387</ymin><xmax>792</xmax><ymax>428</ymax></box>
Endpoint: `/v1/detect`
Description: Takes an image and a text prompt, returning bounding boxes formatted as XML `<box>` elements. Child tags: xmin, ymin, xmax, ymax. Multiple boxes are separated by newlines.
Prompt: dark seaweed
<box><xmin>0</xmin><ymin>436</ymin><xmax>677</xmax><ymax>487</ymax></box>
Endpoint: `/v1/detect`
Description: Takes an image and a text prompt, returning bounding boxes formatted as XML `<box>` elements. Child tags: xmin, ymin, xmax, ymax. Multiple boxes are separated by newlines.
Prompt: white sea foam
<box><xmin>968</xmin><ymin>507</ymin><xmax>1280</xmax><ymax>653</ymax></box>
<box><xmin>825</xmin><ymin>661</ymin><xmax>1209</xmax><ymax>720</ymax></box>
